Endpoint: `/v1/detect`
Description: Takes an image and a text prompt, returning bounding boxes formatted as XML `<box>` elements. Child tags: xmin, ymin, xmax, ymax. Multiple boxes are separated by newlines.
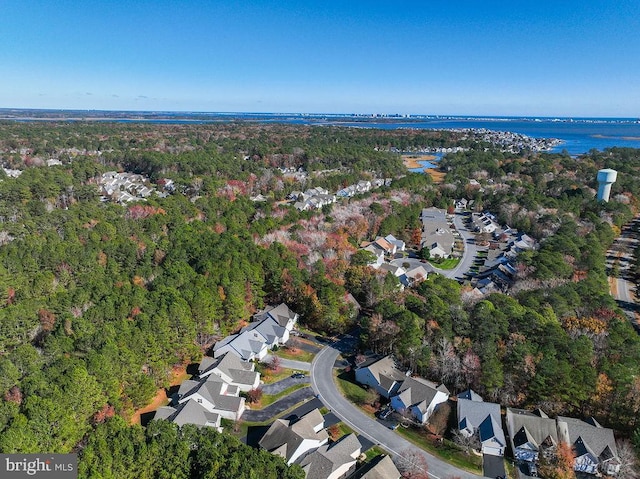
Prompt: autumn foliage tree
<box><xmin>538</xmin><ymin>442</ymin><xmax>575</xmax><ymax>479</ymax></box>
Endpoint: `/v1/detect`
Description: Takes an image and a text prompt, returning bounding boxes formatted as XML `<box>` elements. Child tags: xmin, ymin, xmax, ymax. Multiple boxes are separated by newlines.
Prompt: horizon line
<box><xmin>0</xmin><ymin>107</ymin><xmax>639</xmax><ymax>121</ymax></box>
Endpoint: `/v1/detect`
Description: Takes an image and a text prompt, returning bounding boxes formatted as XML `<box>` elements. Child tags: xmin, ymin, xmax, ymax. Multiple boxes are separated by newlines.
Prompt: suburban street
<box><xmin>606</xmin><ymin>216</ymin><xmax>640</xmax><ymax>329</ymax></box>
<box><xmin>310</xmin><ymin>339</ymin><xmax>484</xmax><ymax>479</ymax></box>
<box><xmin>444</xmin><ymin>211</ymin><xmax>480</xmax><ymax>280</ymax></box>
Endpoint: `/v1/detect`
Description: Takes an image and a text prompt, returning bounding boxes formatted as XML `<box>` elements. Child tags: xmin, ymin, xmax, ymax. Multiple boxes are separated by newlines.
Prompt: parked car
<box><xmin>291</xmin><ymin>372</ymin><xmax>306</xmax><ymax>379</ymax></box>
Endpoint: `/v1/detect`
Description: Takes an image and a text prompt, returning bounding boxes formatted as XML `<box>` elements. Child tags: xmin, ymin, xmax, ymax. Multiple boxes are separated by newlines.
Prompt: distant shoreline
<box><xmin>402</xmin><ymin>154</ymin><xmax>437</xmax><ymax>169</ymax></box>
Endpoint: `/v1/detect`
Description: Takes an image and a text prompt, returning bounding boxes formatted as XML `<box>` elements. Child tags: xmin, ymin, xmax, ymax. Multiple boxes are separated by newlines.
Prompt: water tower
<box><xmin>597</xmin><ymin>168</ymin><xmax>617</xmax><ymax>202</ymax></box>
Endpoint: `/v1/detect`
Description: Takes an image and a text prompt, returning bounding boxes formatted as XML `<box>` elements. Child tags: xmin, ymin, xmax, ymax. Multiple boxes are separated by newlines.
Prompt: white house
<box><xmin>154</xmin><ymin>400</ymin><xmax>223</xmax><ymax>433</ymax></box>
<box><xmin>355</xmin><ymin>356</ymin><xmax>406</xmax><ymax>398</ymax></box>
<box><xmin>259</xmin><ymin>408</ymin><xmax>329</xmax><ymax>465</ymax></box>
<box><xmin>506</xmin><ymin>408</ymin><xmax>558</xmax><ymax>464</ymax></box>
<box><xmin>198</xmin><ymin>352</ymin><xmax>260</xmax><ymax>392</ymax></box>
<box><xmin>556</xmin><ymin>416</ymin><xmax>620</xmax><ymax>476</ymax></box>
<box><xmin>176</xmin><ymin>376</ymin><xmax>245</xmax><ymax>421</ymax></box>
<box><xmin>213</xmin><ymin>329</ymin><xmax>270</xmax><ymax>361</ymax></box>
<box><xmin>390</xmin><ymin>377</ymin><xmax>449</xmax><ymax>424</ymax></box>
<box><xmin>457</xmin><ymin>396</ymin><xmax>506</xmax><ymax>456</ymax></box>
<box><xmin>384</xmin><ymin>234</ymin><xmax>406</xmax><ymax>252</ymax></box>
<box><xmin>213</xmin><ymin>303</ymin><xmax>298</xmax><ymax>361</ymax></box>
<box><xmin>297</xmin><ymin>433</ymin><xmax>361</xmax><ymax>479</ymax></box>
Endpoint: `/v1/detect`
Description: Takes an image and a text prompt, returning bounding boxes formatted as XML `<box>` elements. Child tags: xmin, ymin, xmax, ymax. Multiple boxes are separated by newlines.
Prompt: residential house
<box><xmin>390</xmin><ymin>377</ymin><xmax>450</xmax><ymax>424</ymax></box>
<box><xmin>370</xmin><ymin>237</ymin><xmax>396</xmax><ymax>256</ymax></box>
<box><xmin>352</xmin><ymin>455</ymin><xmax>401</xmax><ymax>479</ymax></box>
<box><xmin>154</xmin><ymin>399</ymin><xmax>223</xmax><ymax>432</ymax></box>
<box><xmin>175</xmin><ymin>375</ymin><xmax>245</xmax><ymax>421</ymax></box>
<box><xmin>259</xmin><ymin>408</ymin><xmax>329</xmax><ymax>465</ymax></box>
<box><xmin>297</xmin><ymin>433</ymin><xmax>361</xmax><ymax>479</ymax></box>
<box><xmin>457</xmin><ymin>396</ymin><xmax>506</xmax><ymax>456</ymax></box>
<box><xmin>472</xmin><ymin>213</ymin><xmax>497</xmax><ymax>234</ymax></box>
<box><xmin>355</xmin><ymin>356</ymin><xmax>407</xmax><ymax>398</ymax></box>
<box><xmin>213</xmin><ymin>328</ymin><xmax>270</xmax><ymax>361</ymax></box>
<box><xmin>254</xmin><ymin>303</ymin><xmax>299</xmax><ymax>333</ymax></box>
<box><xmin>379</xmin><ymin>263</ymin><xmax>405</xmax><ymax>278</ymax></box>
<box><xmin>198</xmin><ymin>352</ymin><xmax>260</xmax><ymax>392</ymax></box>
<box><xmin>420</xmin><ymin>207</ymin><xmax>454</xmax><ymax>259</ymax></box>
<box><xmin>384</xmin><ymin>234</ymin><xmax>406</xmax><ymax>252</ymax></box>
<box><xmin>356</xmin><ymin>180</ymin><xmax>372</xmax><ymax>193</ymax></box>
<box><xmin>506</xmin><ymin>408</ymin><xmax>558</xmax><ymax>464</ymax></box>
<box><xmin>400</xmin><ymin>265</ymin><xmax>428</xmax><ymax>287</ymax></box>
<box><xmin>457</xmin><ymin>389</ymin><xmax>483</xmax><ymax>401</ymax></box>
<box><xmin>213</xmin><ymin>303</ymin><xmax>298</xmax><ymax>361</ymax></box>
<box><xmin>556</xmin><ymin>416</ymin><xmax>620</xmax><ymax>476</ymax></box>
<box><xmin>362</xmin><ymin>244</ymin><xmax>385</xmax><ymax>268</ymax></box>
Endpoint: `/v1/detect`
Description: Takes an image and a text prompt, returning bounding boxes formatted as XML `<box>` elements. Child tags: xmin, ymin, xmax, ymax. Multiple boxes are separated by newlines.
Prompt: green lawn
<box><xmin>335</xmin><ymin>370</ymin><xmax>370</xmax><ymax>408</ymax></box>
<box><xmin>429</xmin><ymin>257</ymin><xmax>461</xmax><ymax>269</ymax></box>
<box><xmin>273</xmin><ymin>347</ymin><xmax>315</xmax><ymax>363</ymax></box>
<box><xmin>259</xmin><ymin>383</ymin><xmax>307</xmax><ymax>407</ymax></box>
<box><xmin>364</xmin><ymin>446</ymin><xmax>387</xmax><ymax>461</ymax></box>
<box><xmin>255</xmin><ymin>363</ymin><xmax>295</xmax><ymax>384</ymax></box>
<box><xmin>396</xmin><ymin>427</ymin><xmax>482</xmax><ymax>474</ymax></box>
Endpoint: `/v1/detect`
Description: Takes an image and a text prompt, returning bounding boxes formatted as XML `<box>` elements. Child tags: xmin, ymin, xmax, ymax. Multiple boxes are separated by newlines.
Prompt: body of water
<box><xmin>4</xmin><ymin>110</ymin><xmax>640</xmax><ymax>155</ymax></box>
<box><xmin>312</xmin><ymin>118</ymin><xmax>640</xmax><ymax>155</ymax></box>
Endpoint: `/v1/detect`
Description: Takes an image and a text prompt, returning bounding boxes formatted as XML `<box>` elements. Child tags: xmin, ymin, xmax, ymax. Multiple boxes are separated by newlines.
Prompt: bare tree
<box><xmin>616</xmin><ymin>439</ymin><xmax>640</xmax><ymax>479</ymax></box>
<box><xmin>394</xmin><ymin>449</ymin><xmax>429</xmax><ymax>479</ymax></box>
<box><xmin>451</xmin><ymin>428</ymin><xmax>481</xmax><ymax>454</ymax></box>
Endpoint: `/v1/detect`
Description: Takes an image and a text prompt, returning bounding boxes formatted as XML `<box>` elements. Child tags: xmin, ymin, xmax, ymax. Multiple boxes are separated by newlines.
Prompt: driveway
<box><xmin>242</xmin><ymin>386</ymin><xmax>316</xmax><ymax>422</ymax></box>
<box><xmin>310</xmin><ymin>339</ymin><xmax>483</xmax><ymax>479</ymax></box>
<box><xmin>263</xmin><ymin>354</ymin><xmax>311</xmax><ymax>372</ymax></box>
<box><xmin>260</xmin><ymin>374</ymin><xmax>310</xmax><ymax>395</ymax></box>
<box><xmin>482</xmin><ymin>454</ymin><xmax>505</xmax><ymax>478</ymax></box>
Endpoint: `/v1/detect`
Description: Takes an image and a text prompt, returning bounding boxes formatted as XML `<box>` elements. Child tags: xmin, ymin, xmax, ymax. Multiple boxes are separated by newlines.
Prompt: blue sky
<box><xmin>1</xmin><ymin>0</ymin><xmax>639</xmax><ymax>116</ymax></box>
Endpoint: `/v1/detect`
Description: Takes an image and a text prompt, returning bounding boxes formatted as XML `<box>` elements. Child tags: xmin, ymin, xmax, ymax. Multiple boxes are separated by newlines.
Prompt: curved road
<box><xmin>390</xmin><ymin>211</ymin><xmax>480</xmax><ymax>281</ymax></box>
<box><xmin>310</xmin><ymin>339</ymin><xmax>483</xmax><ymax>479</ymax></box>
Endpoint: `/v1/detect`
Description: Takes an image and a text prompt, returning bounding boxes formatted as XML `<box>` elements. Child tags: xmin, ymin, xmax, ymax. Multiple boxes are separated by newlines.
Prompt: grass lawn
<box><xmin>364</xmin><ymin>446</ymin><xmax>387</xmax><ymax>461</ymax></box>
<box><xmin>258</xmin><ymin>383</ymin><xmax>307</xmax><ymax>407</ymax></box>
<box><xmin>397</xmin><ymin>427</ymin><xmax>482</xmax><ymax>474</ymax></box>
<box><xmin>274</xmin><ymin>346</ymin><xmax>315</xmax><ymax>363</ymax></box>
<box><xmin>335</xmin><ymin>370</ymin><xmax>370</xmax><ymax>409</ymax></box>
<box><xmin>429</xmin><ymin>257</ymin><xmax>461</xmax><ymax>269</ymax></box>
<box><xmin>255</xmin><ymin>363</ymin><xmax>295</xmax><ymax>384</ymax></box>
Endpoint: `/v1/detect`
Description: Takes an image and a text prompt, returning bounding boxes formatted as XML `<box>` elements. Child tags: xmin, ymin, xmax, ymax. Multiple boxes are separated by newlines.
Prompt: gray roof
<box><xmin>355</xmin><ymin>455</ymin><xmax>401</xmax><ymax>479</ymax></box>
<box><xmin>153</xmin><ymin>406</ymin><xmax>177</xmax><ymax>421</ymax></box>
<box><xmin>171</xmin><ymin>400</ymin><xmax>221</xmax><ymax>428</ymax></box>
<box><xmin>297</xmin><ymin>434</ymin><xmax>361</xmax><ymax>479</ymax></box>
<box><xmin>458</xmin><ymin>398</ymin><xmax>505</xmax><ymax>448</ymax></box>
<box><xmin>394</xmin><ymin>377</ymin><xmax>449</xmax><ymax>413</ymax></box>
<box><xmin>255</xmin><ymin>303</ymin><xmax>298</xmax><ymax>328</ymax></box>
<box><xmin>213</xmin><ymin>329</ymin><xmax>268</xmax><ymax>360</ymax></box>
<box><xmin>506</xmin><ymin>408</ymin><xmax>558</xmax><ymax>452</ymax></box>
<box><xmin>357</xmin><ymin>356</ymin><xmax>406</xmax><ymax>392</ymax></box>
<box><xmin>556</xmin><ymin>416</ymin><xmax>618</xmax><ymax>463</ymax></box>
<box><xmin>154</xmin><ymin>401</ymin><xmax>220</xmax><ymax>428</ymax></box>
<box><xmin>420</xmin><ymin>208</ymin><xmax>454</xmax><ymax>252</ymax></box>
<box><xmin>457</xmin><ymin>389</ymin><xmax>483</xmax><ymax>401</ymax></box>
<box><xmin>242</xmin><ymin>318</ymin><xmax>286</xmax><ymax>345</ymax></box>
<box><xmin>199</xmin><ymin>352</ymin><xmax>258</xmax><ymax>387</ymax></box>
<box><xmin>179</xmin><ymin>376</ymin><xmax>243</xmax><ymax>413</ymax></box>
<box><xmin>259</xmin><ymin>408</ymin><xmax>328</xmax><ymax>463</ymax></box>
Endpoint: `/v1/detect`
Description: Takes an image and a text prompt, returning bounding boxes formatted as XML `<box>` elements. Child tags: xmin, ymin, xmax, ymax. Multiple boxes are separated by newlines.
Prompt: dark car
<box><xmin>291</xmin><ymin>372</ymin><xmax>306</xmax><ymax>379</ymax></box>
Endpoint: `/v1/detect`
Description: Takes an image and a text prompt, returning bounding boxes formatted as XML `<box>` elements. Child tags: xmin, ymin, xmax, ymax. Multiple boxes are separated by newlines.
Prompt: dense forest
<box><xmin>0</xmin><ymin>122</ymin><xmax>639</xmax><ymax>473</ymax></box>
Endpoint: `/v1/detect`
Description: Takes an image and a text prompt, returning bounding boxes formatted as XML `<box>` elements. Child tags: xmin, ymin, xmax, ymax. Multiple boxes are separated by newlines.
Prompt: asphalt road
<box><xmin>444</xmin><ymin>212</ymin><xmax>480</xmax><ymax>280</ymax></box>
<box><xmin>310</xmin><ymin>340</ymin><xmax>484</xmax><ymax>479</ymax></box>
